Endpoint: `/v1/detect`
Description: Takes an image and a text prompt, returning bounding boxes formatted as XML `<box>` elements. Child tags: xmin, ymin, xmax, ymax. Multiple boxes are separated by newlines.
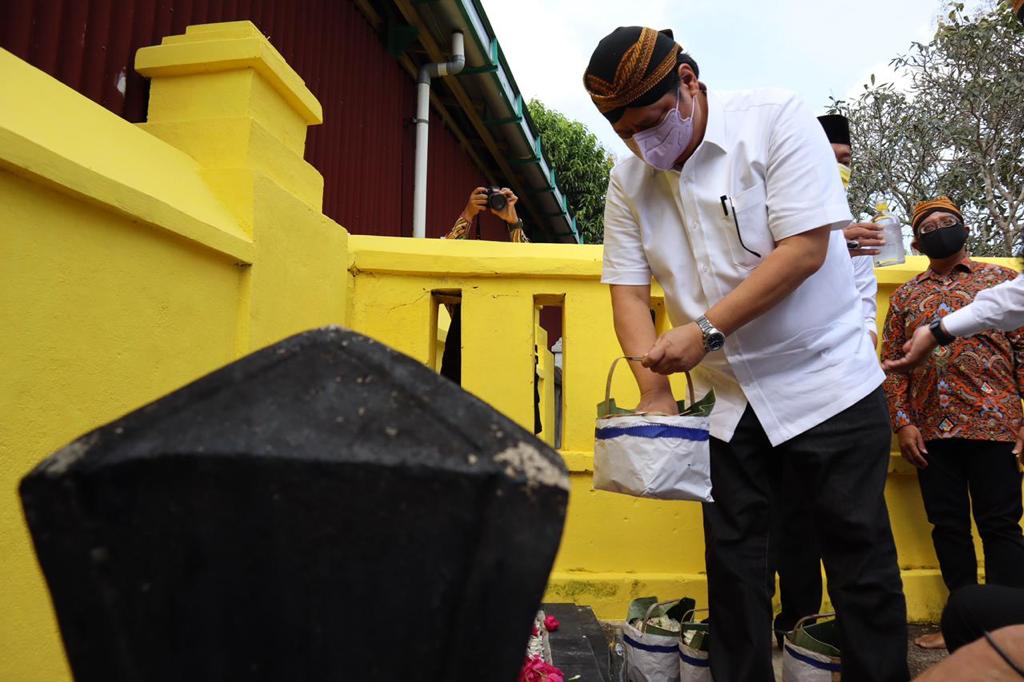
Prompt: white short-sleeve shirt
<box><xmin>852</xmin><ymin>255</ymin><xmax>879</xmax><ymax>336</ymax></box>
<box><xmin>602</xmin><ymin>88</ymin><xmax>884</xmax><ymax>446</ymax></box>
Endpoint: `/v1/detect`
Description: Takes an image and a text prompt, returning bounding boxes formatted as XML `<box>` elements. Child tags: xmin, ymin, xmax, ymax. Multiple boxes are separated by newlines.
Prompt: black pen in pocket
<box><xmin>720</xmin><ymin>195</ymin><xmax>762</xmax><ymax>258</ymax></box>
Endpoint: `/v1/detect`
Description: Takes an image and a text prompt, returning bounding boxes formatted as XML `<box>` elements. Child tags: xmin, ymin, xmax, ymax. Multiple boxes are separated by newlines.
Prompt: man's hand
<box><xmin>461</xmin><ymin>187</ymin><xmax>488</xmax><ymax>222</ymax></box>
<box><xmin>1014</xmin><ymin>427</ymin><xmax>1024</xmax><ymax>470</ymax></box>
<box><xmin>490</xmin><ymin>187</ymin><xmax>519</xmax><ymax>224</ymax></box>
<box><xmin>635</xmin><ymin>385</ymin><xmax>679</xmax><ymax>415</ymax></box>
<box><xmin>897</xmin><ymin>425</ymin><xmax>929</xmax><ymax>469</ymax></box>
<box><xmin>882</xmin><ymin>325</ymin><xmax>938</xmax><ymax>371</ymax></box>
<box><xmin>844</xmin><ymin>222</ymin><xmax>885</xmax><ymax>257</ymax></box>
<box><xmin>642</xmin><ymin>323</ymin><xmax>706</xmax><ymax>375</ymax></box>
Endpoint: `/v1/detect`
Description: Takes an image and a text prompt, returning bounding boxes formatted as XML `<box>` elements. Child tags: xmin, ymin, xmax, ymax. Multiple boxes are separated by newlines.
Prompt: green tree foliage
<box><xmin>831</xmin><ymin>1</ymin><xmax>1024</xmax><ymax>255</ymax></box>
<box><xmin>528</xmin><ymin>99</ymin><xmax>614</xmax><ymax>243</ymax></box>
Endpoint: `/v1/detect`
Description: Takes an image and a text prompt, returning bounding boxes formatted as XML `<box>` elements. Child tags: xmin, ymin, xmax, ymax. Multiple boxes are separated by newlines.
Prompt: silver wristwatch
<box><xmin>696</xmin><ymin>315</ymin><xmax>726</xmax><ymax>352</ymax></box>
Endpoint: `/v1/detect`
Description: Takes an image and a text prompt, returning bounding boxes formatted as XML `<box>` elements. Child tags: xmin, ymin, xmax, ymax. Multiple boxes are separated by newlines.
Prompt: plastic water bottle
<box><xmin>872</xmin><ymin>202</ymin><xmax>906</xmax><ymax>268</ymax></box>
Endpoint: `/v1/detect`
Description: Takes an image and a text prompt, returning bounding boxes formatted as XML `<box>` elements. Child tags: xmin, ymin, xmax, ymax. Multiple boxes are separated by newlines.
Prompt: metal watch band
<box><xmin>696</xmin><ymin>315</ymin><xmax>724</xmax><ymax>352</ymax></box>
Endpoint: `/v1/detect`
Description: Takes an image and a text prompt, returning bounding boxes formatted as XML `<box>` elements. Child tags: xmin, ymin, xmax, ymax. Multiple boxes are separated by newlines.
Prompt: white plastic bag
<box><xmin>678</xmin><ymin>642</ymin><xmax>712</xmax><ymax>682</ymax></box>
<box><xmin>782</xmin><ymin>614</ymin><xmax>841</xmax><ymax>682</ymax></box>
<box><xmin>622</xmin><ymin>622</ymin><xmax>682</xmax><ymax>682</ymax></box>
<box><xmin>622</xmin><ymin>598</ymin><xmax>686</xmax><ymax>682</ymax></box>
<box><xmin>678</xmin><ymin>609</ymin><xmax>713</xmax><ymax>682</ymax></box>
<box><xmin>593</xmin><ymin>357</ymin><xmax>715</xmax><ymax>502</ymax></box>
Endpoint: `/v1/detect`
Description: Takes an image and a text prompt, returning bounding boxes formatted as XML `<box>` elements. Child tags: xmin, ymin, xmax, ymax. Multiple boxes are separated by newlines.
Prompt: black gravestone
<box><xmin>20</xmin><ymin>327</ymin><xmax>569</xmax><ymax>682</ymax></box>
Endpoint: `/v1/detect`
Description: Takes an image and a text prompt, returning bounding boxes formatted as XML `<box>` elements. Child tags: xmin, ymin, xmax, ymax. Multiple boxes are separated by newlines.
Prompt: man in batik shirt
<box><xmin>882</xmin><ymin>196</ymin><xmax>1024</xmax><ymax>650</ymax></box>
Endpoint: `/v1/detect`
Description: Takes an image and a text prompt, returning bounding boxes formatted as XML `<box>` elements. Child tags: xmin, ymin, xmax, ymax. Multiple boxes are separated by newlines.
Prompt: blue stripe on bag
<box><xmin>678</xmin><ymin>648</ymin><xmax>710</xmax><ymax>667</ymax></box>
<box><xmin>784</xmin><ymin>644</ymin><xmax>842</xmax><ymax>672</ymax></box>
<box><xmin>595</xmin><ymin>424</ymin><xmax>709</xmax><ymax>441</ymax></box>
<box><xmin>622</xmin><ymin>634</ymin><xmax>678</xmax><ymax>654</ymax></box>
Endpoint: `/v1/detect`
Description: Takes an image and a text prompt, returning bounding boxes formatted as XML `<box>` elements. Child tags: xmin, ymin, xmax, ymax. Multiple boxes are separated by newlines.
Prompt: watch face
<box><xmin>706</xmin><ymin>333</ymin><xmax>726</xmax><ymax>352</ymax></box>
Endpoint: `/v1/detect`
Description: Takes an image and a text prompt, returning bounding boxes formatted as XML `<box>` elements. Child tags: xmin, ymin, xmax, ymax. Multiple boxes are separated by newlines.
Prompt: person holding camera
<box><xmin>444</xmin><ymin>186</ymin><xmax>528</xmax><ymax>242</ymax></box>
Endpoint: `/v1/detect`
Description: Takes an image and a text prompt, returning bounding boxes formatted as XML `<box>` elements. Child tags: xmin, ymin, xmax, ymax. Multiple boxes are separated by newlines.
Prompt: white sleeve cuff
<box><xmin>770</xmin><ymin>203</ymin><xmax>853</xmax><ymax>241</ymax></box>
<box><xmin>601</xmin><ymin>271</ymin><xmax>652</xmax><ymax>286</ymax></box>
<box><xmin>942</xmin><ymin>306</ymin><xmax>983</xmax><ymax>338</ymax></box>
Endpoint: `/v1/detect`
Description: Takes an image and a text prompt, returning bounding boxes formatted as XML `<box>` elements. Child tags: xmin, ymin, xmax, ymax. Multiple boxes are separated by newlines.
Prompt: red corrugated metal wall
<box><xmin>0</xmin><ymin>0</ymin><xmax>512</xmax><ymax>240</ymax></box>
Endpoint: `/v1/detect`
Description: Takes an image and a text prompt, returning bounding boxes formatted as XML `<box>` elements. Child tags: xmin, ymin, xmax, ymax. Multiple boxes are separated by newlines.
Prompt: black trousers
<box><xmin>918</xmin><ymin>438</ymin><xmax>1024</xmax><ymax>592</ymax></box>
<box><xmin>439</xmin><ymin>305</ymin><xmax>463</xmax><ymax>386</ymax></box>
<box><xmin>769</xmin><ymin>462</ymin><xmax>824</xmax><ymax>634</ymax></box>
<box><xmin>703</xmin><ymin>388</ymin><xmax>908</xmax><ymax>682</ymax></box>
<box><xmin>942</xmin><ymin>584</ymin><xmax>1024</xmax><ymax>652</ymax></box>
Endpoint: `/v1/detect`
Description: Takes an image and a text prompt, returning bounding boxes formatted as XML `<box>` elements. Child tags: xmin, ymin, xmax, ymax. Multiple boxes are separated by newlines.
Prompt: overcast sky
<box><xmin>477</xmin><ymin>0</ymin><xmax>973</xmax><ymax>158</ymax></box>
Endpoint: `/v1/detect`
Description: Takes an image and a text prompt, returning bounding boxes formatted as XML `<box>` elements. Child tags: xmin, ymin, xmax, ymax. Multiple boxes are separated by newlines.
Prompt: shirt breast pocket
<box><xmin>725</xmin><ymin>182</ymin><xmax>774</xmax><ymax>270</ymax></box>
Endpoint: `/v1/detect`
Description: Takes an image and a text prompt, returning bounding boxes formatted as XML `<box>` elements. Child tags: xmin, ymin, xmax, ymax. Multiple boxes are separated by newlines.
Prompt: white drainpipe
<box><xmin>412</xmin><ymin>32</ymin><xmax>465</xmax><ymax>239</ymax></box>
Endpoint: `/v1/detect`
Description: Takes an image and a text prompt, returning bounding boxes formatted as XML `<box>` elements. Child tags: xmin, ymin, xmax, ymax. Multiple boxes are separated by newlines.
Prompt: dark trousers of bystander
<box><xmin>918</xmin><ymin>438</ymin><xmax>1024</xmax><ymax>592</ymax></box>
<box><xmin>703</xmin><ymin>388</ymin><xmax>909</xmax><ymax>682</ymax></box>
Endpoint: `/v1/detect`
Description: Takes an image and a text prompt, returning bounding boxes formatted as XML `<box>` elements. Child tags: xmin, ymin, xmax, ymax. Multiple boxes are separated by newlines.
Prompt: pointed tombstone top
<box><xmin>21</xmin><ymin>327</ymin><xmax>568</xmax><ymax>681</ymax></box>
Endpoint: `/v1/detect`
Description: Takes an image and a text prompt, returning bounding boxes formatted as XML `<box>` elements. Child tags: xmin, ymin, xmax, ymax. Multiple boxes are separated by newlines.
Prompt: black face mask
<box><xmin>917</xmin><ymin>223</ymin><xmax>967</xmax><ymax>259</ymax></box>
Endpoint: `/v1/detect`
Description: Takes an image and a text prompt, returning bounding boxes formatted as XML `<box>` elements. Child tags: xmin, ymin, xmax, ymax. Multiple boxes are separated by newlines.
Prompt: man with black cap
<box><xmin>585</xmin><ymin>27</ymin><xmax>907</xmax><ymax>681</ymax></box>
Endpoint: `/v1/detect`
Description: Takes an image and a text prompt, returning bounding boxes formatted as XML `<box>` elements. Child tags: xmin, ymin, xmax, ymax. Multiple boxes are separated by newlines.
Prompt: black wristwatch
<box><xmin>929</xmin><ymin>319</ymin><xmax>956</xmax><ymax>346</ymax></box>
<box><xmin>696</xmin><ymin>315</ymin><xmax>726</xmax><ymax>352</ymax></box>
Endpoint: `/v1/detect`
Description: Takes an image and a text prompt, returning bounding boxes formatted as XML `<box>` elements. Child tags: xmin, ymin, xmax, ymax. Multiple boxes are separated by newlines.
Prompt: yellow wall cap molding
<box><xmin>348</xmin><ymin>235</ymin><xmax>605</xmax><ymax>280</ymax></box>
<box><xmin>135</xmin><ymin>21</ymin><xmax>323</xmax><ymax>126</ymax></box>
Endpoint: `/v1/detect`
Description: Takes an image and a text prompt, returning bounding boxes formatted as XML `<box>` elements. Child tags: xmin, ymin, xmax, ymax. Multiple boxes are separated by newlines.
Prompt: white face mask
<box><xmin>630</xmin><ymin>89</ymin><xmax>696</xmax><ymax>171</ymax></box>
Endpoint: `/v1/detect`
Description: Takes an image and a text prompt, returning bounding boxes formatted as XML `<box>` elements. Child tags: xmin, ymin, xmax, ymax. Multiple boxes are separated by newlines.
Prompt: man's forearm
<box><xmin>610</xmin><ymin>287</ymin><xmax>672</xmax><ymax>395</ymax></box>
<box><xmin>706</xmin><ymin>227</ymin><xmax>830</xmax><ymax>335</ymax></box>
<box><xmin>944</xmin><ymin>275</ymin><xmax>1024</xmax><ymax>337</ymax></box>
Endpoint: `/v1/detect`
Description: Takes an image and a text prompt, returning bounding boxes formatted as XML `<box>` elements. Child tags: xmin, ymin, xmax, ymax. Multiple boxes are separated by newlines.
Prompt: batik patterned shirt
<box><xmin>444</xmin><ymin>215</ymin><xmax>528</xmax><ymax>243</ymax></box>
<box><xmin>882</xmin><ymin>258</ymin><xmax>1024</xmax><ymax>442</ymax></box>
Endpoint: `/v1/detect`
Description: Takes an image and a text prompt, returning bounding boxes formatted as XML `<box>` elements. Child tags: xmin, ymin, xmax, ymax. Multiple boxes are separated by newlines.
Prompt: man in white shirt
<box><xmin>585</xmin><ymin>27</ymin><xmax>907</xmax><ymax>681</ymax></box>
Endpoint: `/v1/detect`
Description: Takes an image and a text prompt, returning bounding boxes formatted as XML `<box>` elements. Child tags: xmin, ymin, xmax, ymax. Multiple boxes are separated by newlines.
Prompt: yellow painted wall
<box><xmin>349</xmin><ymin>239</ymin><xmax>1022</xmax><ymax>621</ymax></box>
<box><xmin>1</xmin><ymin>23</ymin><xmax>347</xmax><ymax>682</ymax></box>
<box><xmin>3</xmin><ymin>19</ymin><xmax>1022</xmax><ymax>682</ymax></box>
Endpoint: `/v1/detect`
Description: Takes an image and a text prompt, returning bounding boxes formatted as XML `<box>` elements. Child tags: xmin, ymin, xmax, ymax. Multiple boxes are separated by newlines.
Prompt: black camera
<box><xmin>485</xmin><ymin>187</ymin><xmax>507</xmax><ymax>212</ymax></box>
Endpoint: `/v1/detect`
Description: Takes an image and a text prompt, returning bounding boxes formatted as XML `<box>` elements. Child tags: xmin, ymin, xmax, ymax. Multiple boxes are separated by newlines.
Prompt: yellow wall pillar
<box><xmin>136</xmin><ymin>21</ymin><xmax>348</xmax><ymax>352</ymax></box>
<box><xmin>461</xmin><ymin>286</ymin><xmax>536</xmax><ymax>428</ymax></box>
